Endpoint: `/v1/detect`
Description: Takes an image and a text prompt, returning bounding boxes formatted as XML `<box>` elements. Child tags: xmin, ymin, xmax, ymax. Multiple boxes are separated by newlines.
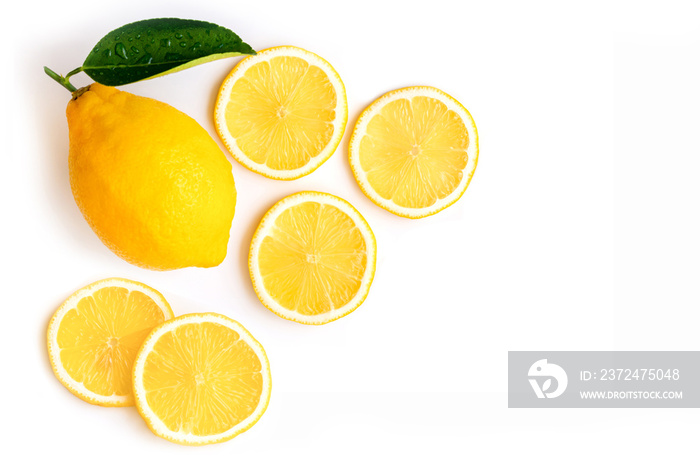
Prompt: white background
<box><xmin>3</xmin><ymin>0</ymin><xmax>700</xmax><ymax>463</ymax></box>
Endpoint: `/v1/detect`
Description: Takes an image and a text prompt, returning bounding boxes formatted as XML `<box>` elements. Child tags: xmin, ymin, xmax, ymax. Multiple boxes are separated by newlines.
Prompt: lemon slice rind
<box><xmin>249</xmin><ymin>191</ymin><xmax>377</xmax><ymax>325</ymax></box>
<box><xmin>215</xmin><ymin>46</ymin><xmax>348</xmax><ymax>180</ymax></box>
<box><xmin>46</xmin><ymin>278</ymin><xmax>173</xmax><ymax>407</ymax></box>
<box><xmin>349</xmin><ymin>86</ymin><xmax>479</xmax><ymax>218</ymax></box>
<box><xmin>132</xmin><ymin>313</ymin><xmax>272</xmax><ymax>446</ymax></box>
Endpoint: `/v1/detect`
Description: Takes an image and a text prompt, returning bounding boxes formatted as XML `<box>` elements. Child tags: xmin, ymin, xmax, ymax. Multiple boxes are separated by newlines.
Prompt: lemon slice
<box><xmin>132</xmin><ymin>313</ymin><xmax>271</xmax><ymax>446</ymax></box>
<box><xmin>349</xmin><ymin>86</ymin><xmax>478</xmax><ymax>218</ymax></box>
<box><xmin>249</xmin><ymin>191</ymin><xmax>376</xmax><ymax>324</ymax></box>
<box><xmin>46</xmin><ymin>278</ymin><xmax>174</xmax><ymax>407</ymax></box>
<box><xmin>215</xmin><ymin>46</ymin><xmax>348</xmax><ymax>180</ymax></box>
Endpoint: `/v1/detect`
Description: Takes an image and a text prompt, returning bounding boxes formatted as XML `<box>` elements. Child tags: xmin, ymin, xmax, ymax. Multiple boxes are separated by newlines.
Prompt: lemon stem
<box><xmin>44</xmin><ymin>66</ymin><xmax>79</xmax><ymax>93</ymax></box>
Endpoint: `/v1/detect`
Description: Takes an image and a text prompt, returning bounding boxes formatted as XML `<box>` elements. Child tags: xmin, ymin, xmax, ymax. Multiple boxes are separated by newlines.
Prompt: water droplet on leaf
<box><xmin>136</xmin><ymin>53</ymin><xmax>153</xmax><ymax>64</ymax></box>
<box><xmin>115</xmin><ymin>43</ymin><xmax>128</xmax><ymax>59</ymax></box>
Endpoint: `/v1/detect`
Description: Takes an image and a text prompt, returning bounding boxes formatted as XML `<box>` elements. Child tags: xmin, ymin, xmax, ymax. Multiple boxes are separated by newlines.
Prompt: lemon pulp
<box><xmin>224</xmin><ymin>55</ymin><xmax>337</xmax><ymax>171</ymax></box>
<box><xmin>359</xmin><ymin>95</ymin><xmax>470</xmax><ymax>209</ymax></box>
<box><xmin>258</xmin><ymin>201</ymin><xmax>368</xmax><ymax>315</ymax></box>
<box><xmin>140</xmin><ymin>321</ymin><xmax>264</xmax><ymax>436</ymax></box>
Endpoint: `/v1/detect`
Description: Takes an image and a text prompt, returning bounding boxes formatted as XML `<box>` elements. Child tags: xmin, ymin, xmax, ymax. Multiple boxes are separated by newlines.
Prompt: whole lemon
<box><xmin>66</xmin><ymin>83</ymin><xmax>236</xmax><ymax>270</ymax></box>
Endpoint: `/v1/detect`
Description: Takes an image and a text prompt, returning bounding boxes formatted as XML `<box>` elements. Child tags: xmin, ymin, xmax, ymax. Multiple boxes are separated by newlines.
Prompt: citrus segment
<box><xmin>349</xmin><ymin>86</ymin><xmax>478</xmax><ymax>218</ymax></box>
<box><xmin>132</xmin><ymin>313</ymin><xmax>271</xmax><ymax>445</ymax></box>
<box><xmin>249</xmin><ymin>192</ymin><xmax>376</xmax><ymax>324</ymax></box>
<box><xmin>47</xmin><ymin>278</ymin><xmax>174</xmax><ymax>406</ymax></box>
<box><xmin>215</xmin><ymin>46</ymin><xmax>347</xmax><ymax>179</ymax></box>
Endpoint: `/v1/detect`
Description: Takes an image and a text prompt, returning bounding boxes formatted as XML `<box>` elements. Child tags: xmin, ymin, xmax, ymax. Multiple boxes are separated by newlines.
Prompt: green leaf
<box><xmin>81</xmin><ymin>18</ymin><xmax>255</xmax><ymax>86</ymax></box>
